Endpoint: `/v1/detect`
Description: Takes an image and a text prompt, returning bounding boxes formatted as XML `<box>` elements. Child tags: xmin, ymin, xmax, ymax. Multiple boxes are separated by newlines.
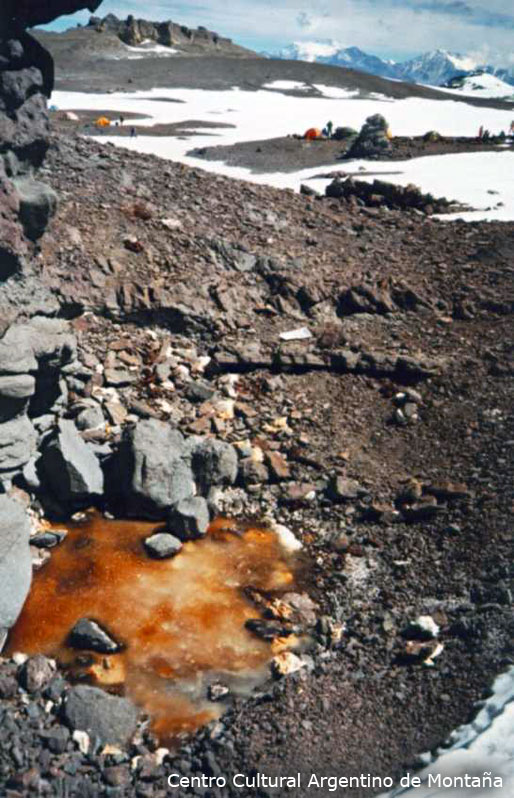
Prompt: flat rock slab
<box><xmin>0</xmin><ymin>495</ymin><xmax>31</xmax><ymax>640</ymax></box>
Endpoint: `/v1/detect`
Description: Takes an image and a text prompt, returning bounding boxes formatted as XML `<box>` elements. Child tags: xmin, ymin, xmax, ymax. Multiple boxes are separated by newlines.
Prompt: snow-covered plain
<box><xmin>382</xmin><ymin>667</ymin><xmax>514</xmax><ymax>797</ymax></box>
<box><xmin>52</xmin><ymin>84</ymin><xmax>514</xmax><ymax>221</ymax></box>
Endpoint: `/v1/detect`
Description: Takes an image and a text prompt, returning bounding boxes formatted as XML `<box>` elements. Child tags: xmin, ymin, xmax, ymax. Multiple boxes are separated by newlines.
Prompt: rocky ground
<box><xmin>187</xmin><ymin>133</ymin><xmax>511</xmax><ymax>174</ymax></box>
<box><xmin>0</xmin><ymin>125</ymin><xmax>512</xmax><ymax>795</ymax></box>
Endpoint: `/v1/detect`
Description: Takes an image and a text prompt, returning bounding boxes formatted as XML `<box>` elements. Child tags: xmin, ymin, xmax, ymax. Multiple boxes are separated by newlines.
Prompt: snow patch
<box><xmin>262</xmin><ymin>80</ymin><xmax>310</xmax><ymax>92</ymax></box>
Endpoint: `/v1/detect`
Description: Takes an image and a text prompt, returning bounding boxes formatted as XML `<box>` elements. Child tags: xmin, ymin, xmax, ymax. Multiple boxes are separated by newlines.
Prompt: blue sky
<box><xmin>43</xmin><ymin>0</ymin><xmax>514</xmax><ymax>65</ymax></box>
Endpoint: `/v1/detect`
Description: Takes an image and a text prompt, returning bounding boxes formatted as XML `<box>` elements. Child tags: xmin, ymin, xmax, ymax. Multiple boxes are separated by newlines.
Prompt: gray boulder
<box><xmin>63</xmin><ymin>685</ymin><xmax>138</xmax><ymax>746</ymax></box>
<box><xmin>114</xmin><ymin>420</ymin><xmax>239</xmax><ymax>519</ymax></box>
<box><xmin>191</xmin><ymin>438</ymin><xmax>238</xmax><ymax>494</ymax></box>
<box><xmin>144</xmin><ymin>532</ymin><xmax>183</xmax><ymax>559</ymax></box>
<box><xmin>168</xmin><ymin>496</ymin><xmax>209</xmax><ymax>540</ymax></box>
<box><xmin>39</xmin><ymin>419</ymin><xmax>103</xmax><ymax>505</ymax></box>
<box><xmin>0</xmin><ymin>495</ymin><xmax>31</xmax><ymax>648</ymax></box>
<box><xmin>117</xmin><ymin>419</ymin><xmax>195</xmax><ymax>518</ymax></box>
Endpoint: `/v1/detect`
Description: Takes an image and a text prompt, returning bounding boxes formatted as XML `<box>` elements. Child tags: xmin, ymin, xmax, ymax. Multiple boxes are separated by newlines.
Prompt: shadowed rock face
<box><xmin>0</xmin><ymin>0</ymin><xmax>102</xmax><ymax>291</ymax></box>
<box><xmin>2</xmin><ymin>2</ymin><xmax>102</xmax><ymax>31</ymax></box>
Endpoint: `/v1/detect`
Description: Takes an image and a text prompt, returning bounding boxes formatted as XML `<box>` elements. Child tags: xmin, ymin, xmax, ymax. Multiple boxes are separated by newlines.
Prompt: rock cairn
<box><xmin>346</xmin><ymin>113</ymin><xmax>392</xmax><ymax>160</ymax></box>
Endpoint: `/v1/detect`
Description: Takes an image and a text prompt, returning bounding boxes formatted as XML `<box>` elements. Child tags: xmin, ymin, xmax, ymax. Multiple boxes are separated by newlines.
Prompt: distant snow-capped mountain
<box><xmin>274</xmin><ymin>42</ymin><xmax>398</xmax><ymax>79</ymax></box>
<box><xmin>398</xmin><ymin>49</ymin><xmax>479</xmax><ymax>86</ymax></box>
<box><xmin>272</xmin><ymin>42</ymin><xmax>514</xmax><ymax>88</ymax></box>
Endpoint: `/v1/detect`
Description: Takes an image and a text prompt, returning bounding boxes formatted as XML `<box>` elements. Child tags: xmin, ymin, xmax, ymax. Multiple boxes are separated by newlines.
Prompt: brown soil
<box><xmin>2</xmin><ymin>130</ymin><xmax>513</xmax><ymax>796</ymax></box>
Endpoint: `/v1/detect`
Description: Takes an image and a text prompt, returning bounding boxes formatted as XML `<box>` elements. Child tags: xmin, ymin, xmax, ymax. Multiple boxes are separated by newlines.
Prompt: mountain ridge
<box><xmin>271</xmin><ymin>42</ymin><xmax>514</xmax><ymax>89</ymax></box>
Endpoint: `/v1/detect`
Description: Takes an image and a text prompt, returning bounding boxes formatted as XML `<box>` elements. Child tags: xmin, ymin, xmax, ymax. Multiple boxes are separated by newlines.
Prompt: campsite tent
<box><xmin>64</xmin><ymin>111</ymin><xmax>79</xmax><ymax>121</ymax></box>
<box><xmin>95</xmin><ymin>117</ymin><xmax>111</xmax><ymax>127</ymax></box>
<box><xmin>304</xmin><ymin>128</ymin><xmax>322</xmax><ymax>140</ymax></box>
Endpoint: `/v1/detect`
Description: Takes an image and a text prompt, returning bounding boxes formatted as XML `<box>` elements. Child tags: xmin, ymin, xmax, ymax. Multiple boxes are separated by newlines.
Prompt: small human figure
<box><xmin>120</xmin><ymin>114</ymin><xmax>125</xmax><ymax>125</ymax></box>
<box><xmin>478</xmin><ymin>125</ymin><xmax>484</xmax><ymax>139</ymax></box>
<box><xmin>326</xmin><ymin>120</ymin><xmax>334</xmax><ymax>137</ymax></box>
<box><xmin>130</xmin><ymin>127</ymin><xmax>137</xmax><ymax>138</ymax></box>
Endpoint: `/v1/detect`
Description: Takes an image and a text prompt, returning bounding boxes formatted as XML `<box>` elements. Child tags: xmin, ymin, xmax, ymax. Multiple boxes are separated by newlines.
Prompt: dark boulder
<box><xmin>68</xmin><ymin>618</ymin><xmax>122</xmax><ymax>654</ymax></box>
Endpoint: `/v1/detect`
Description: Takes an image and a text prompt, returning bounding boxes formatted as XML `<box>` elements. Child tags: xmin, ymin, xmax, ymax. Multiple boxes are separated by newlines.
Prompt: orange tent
<box><xmin>95</xmin><ymin>116</ymin><xmax>111</xmax><ymax>127</ymax></box>
<box><xmin>304</xmin><ymin>127</ymin><xmax>322</xmax><ymax>140</ymax></box>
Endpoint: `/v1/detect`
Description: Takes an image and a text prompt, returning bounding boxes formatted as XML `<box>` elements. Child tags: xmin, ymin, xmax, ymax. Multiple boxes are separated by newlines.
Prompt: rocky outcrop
<box><xmin>0</xmin><ymin>0</ymin><xmax>101</xmax><ymax>313</ymax></box>
<box><xmin>326</xmin><ymin>176</ymin><xmax>454</xmax><ymax>214</ymax></box>
<box><xmin>0</xmin><ymin>316</ymin><xmax>87</xmax><ymax>638</ymax></box>
<box><xmin>88</xmin><ymin>13</ymin><xmax>234</xmax><ymax>50</ymax></box>
<box><xmin>0</xmin><ymin>317</ymin><xmax>78</xmax><ymax>482</ymax></box>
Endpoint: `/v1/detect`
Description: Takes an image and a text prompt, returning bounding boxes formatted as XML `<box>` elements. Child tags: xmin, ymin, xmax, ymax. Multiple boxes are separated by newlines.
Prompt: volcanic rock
<box><xmin>68</xmin><ymin>618</ymin><xmax>122</xmax><ymax>654</ymax></box>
